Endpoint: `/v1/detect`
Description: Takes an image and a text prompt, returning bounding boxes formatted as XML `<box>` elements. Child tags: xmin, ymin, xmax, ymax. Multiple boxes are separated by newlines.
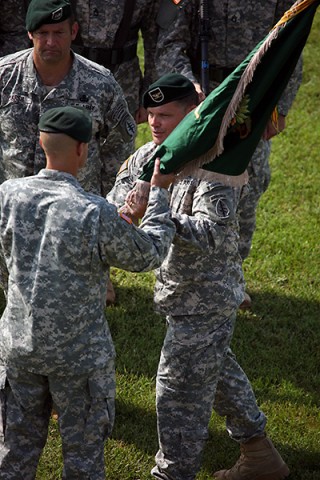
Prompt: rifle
<box><xmin>199</xmin><ymin>0</ymin><xmax>210</xmax><ymax>96</ymax></box>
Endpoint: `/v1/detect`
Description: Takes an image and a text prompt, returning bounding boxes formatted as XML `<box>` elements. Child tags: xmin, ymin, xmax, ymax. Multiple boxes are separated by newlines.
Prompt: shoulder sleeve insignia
<box><xmin>117</xmin><ymin>157</ymin><xmax>130</xmax><ymax>176</ymax></box>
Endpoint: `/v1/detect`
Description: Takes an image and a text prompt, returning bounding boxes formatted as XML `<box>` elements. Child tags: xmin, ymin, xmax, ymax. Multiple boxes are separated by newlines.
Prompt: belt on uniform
<box><xmin>72</xmin><ymin>43</ymin><xmax>138</xmax><ymax>69</ymax></box>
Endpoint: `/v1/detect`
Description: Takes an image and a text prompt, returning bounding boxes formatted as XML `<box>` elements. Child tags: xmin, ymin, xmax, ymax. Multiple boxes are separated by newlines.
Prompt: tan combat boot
<box><xmin>214</xmin><ymin>435</ymin><xmax>290</xmax><ymax>480</ymax></box>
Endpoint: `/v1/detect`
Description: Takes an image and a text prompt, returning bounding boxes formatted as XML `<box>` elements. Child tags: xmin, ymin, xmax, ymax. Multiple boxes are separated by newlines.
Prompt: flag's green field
<box><xmin>2</xmin><ymin>13</ymin><xmax>319</xmax><ymax>480</ymax></box>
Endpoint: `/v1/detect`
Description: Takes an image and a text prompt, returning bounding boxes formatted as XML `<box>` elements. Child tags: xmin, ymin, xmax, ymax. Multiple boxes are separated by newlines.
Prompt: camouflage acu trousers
<box><xmin>237</xmin><ymin>139</ymin><xmax>271</xmax><ymax>261</ymax></box>
<box><xmin>0</xmin><ymin>361</ymin><xmax>115</xmax><ymax>479</ymax></box>
<box><xmin>152</xmin><ymin>312</ymin><xmax>266</xmax><ymax>480</ymax></box>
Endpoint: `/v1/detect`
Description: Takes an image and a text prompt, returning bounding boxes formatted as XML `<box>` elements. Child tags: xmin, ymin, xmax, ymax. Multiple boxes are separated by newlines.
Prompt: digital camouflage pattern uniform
<box><xmin>108</xmin><ymin>143</ymin><xmax>267</xmax><ymax>480</ymax></box>
<box><xmin>0</xmin><ymin>1</ymin><xmax>30</xmax><ymax>56</ymax></box>
<box><xmin>0</xmin><ymin>49</ymin><xmax>136</xmax><ymax>196</ymax></box>
<box><xmin>0</xmin><ymin>168</ymin><xmax>175</xmax><ymax>478</ymax></box>
<box><xmin>72</xmin><ymin>0</ymin><xmax>160</xmax><ymax>194</ymax></box>
<box><xmin>156</xmin><ymin>0</ymin><xmax>302</xmax><ymax>261</ymax></box>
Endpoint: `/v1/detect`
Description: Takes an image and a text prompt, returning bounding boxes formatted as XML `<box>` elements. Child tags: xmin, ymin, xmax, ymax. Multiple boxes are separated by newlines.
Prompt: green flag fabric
<box><xmin>140</xmin><ymin>0</ymin><xmax>319</xmax><ymax>182</ymax></box>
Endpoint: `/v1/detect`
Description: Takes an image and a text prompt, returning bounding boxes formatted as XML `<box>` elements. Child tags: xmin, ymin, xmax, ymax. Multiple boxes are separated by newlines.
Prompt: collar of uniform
<box><xmin>22</xmin><ymin>49</ymin><xmax>78</xmax><ymax>98</ymax></box>
<box><xmin>38</xmin><ymin>168</ymin><xmax>80</xmax><ymax>186</ymax></box>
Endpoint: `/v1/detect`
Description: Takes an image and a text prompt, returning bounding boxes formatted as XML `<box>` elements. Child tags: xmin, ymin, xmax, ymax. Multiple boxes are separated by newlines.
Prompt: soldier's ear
<box><xmin>71</xmin><ymin>21</ymin><xmax>79</xmax><ymax>41</ymax></box>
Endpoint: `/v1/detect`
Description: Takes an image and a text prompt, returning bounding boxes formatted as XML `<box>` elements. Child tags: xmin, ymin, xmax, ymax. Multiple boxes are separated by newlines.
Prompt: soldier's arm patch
<box><xmin>117</xmin><ymin>156</ymin><xmax>131</xmax><ymax>177</ymax></box>
<box><xmin>156</xmin><ymin>0</ymin><xmax>187</xmax><ymax>29</ymax></box>
<box><xmin>210</xmin><ymin>196</ymin><xmax>231</xmax><ymax>219</ymax></box>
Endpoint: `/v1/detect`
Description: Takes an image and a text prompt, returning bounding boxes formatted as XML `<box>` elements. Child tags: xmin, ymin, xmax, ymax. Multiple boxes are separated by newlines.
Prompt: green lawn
<box><xmin>4</xmin><ymin>11</ymin><xmax>320</xmax><ymax>480</ymax></box>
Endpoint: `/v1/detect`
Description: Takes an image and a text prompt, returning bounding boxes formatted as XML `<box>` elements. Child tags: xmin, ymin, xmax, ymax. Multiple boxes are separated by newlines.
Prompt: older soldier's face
<box><xmin>29</xmin><ymin>20</ymin><xmax>78</xmax><ymax>65</ymax></box>
<box><xmin>148</xmin><ymin>101</ymin><xmax>190</xmax><ymax>145</ymax></box>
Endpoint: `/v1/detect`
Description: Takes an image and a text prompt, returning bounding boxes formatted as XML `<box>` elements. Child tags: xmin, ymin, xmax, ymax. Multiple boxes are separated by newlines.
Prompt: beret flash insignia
<box><xmin>52</xmin><ymin>8</ymin><xmax>63</xmax><ymax>21</ymax></box>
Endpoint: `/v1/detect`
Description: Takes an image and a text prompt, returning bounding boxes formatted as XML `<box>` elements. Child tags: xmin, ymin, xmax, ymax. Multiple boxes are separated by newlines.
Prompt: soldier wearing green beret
<box><xmin>0</xmin><ymin>0</ymin><xmax>135</xmax><ymax>196</ymax></box>
<box><xmin>0</xmin><ymin>106</ymin><xmax>176</xmax><ymax>478</ymax></box>
<box><xmin>156</xmin><ymin>0</ymin><xmax>302</xmax><ymax>312</ymax></box>
<box><xmin>108</xmin><ymin>73</ymin><xmax>289</xmax><ymax>480</ymax></box>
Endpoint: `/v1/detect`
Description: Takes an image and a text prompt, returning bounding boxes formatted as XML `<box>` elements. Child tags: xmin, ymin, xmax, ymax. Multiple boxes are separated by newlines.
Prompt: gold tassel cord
<box><xmin>272</xmin><ymin>0</ymin><xmax>318</xmax><ymax>29</ymax></box>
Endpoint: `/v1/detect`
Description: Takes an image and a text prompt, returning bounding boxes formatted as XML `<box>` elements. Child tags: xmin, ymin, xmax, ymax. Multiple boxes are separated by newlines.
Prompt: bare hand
<box><xmin>150</xmin><ymin>158</ymin><xmax>175</xmax><ymax>189</ymax></box>
<box><xmin>124</xmin><ymin>188</ymin><xmax>149</xmax><ymax>221</ymax></box>
<box><xmin>263</xmin><ymin>114</ymin><xmax>286</xmax><ymax>140</ymax></box>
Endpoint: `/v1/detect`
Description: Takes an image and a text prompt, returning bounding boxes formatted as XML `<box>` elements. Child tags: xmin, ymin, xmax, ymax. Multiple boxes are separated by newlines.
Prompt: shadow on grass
<box><xmin>1</xmin><ymin>285</ymin><xmax>319</xmax><ymax>478</ymax></box>
<box><xmin>111</xmin><ymin>397</ymin><xmax>320</xmax><ymax>479</ymax></box>
<box><xmin>234</xmin><ymin>289</ymin><xmax>320</xmax><ymax>406</ymax></box>
<box><xmin>108</xmin><ymin>284</ymin><xmax>320</xmax><ymax>478</ymax></box>
<box><xmin>108</xmin><ymin>283</ymin><xmax>320</xmax><ymax>406</ymax></box>
<box><xmin>112</xmin><ymin>398</ymin><xmax>158</xmax><ymax>455</ymax></box>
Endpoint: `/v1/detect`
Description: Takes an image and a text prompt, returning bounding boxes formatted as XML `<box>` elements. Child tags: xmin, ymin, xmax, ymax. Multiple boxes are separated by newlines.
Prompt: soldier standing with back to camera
<box><xmin>156</xmin><ymin>0</ymin><xmax>302</xmax><ymax>309</ymax></box>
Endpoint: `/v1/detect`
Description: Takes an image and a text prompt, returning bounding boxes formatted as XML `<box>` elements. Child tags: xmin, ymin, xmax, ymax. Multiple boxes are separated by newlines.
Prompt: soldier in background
<box><xmin>71</xmin><ymin>0</ymin><xmax>160</xmax><ymax>304</ymax></box>
<box><xmin>0</xmin><ymin>1</ymin><xmax>30</xmax><ymax>56</ymax></box>
<box><xmin>0</xmin><ymin>106</ymin><xmax>176</xmax><ymax>478</ymax></box>
<box><xmin>156</xmin><ymin>0</ymin><xmax>302</xmax><ymax>309</ymax></box>
<box><xmin>72</xmin><ymin>0</ymin><xmax>160</xmax><ymax>196</ymax></box>
<box><xmin>0</xmin><ymin>0</ymin><xmax>136</xmax><ymax>195</ymax></box>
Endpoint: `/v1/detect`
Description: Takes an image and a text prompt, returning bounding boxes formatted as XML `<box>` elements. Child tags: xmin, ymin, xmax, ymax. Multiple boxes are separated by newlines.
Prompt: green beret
<box><xmin>143</xmin><ymin>73</ymin><xmax>196</xmax><ymax>108</ymax></box>
<box><xmin>26</xmin><ymin>0</ymin><xmax>72</xmax><ymax>32</ymax></box>
<box><xmin>39</xmin><ymin>107</ymin><xmax>92</xmax><ymax>143</ymax></box>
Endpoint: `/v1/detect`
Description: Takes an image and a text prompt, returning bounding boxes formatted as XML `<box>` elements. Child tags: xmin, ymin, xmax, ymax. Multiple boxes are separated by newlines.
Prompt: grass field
<box><xmin>3</xmin><ymin>10</ymin><xmax>320</xmax><ymax>480</ymax></box>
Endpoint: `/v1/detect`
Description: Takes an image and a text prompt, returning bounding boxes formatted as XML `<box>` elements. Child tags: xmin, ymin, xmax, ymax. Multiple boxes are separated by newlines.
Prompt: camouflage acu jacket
<box><xmin>108</xmin><ymin>141</ymin><xmax>245</xmax><ymax>316</ymax></box>
<box><xmin>0</xmin><ymin>49</ymin><xmax>136</xmax><ymax>195</ymax></box>
<box><xmin>0</xmin><ymin>169</ymin><xmax>175</xmax><ymax>375</ymax></box>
